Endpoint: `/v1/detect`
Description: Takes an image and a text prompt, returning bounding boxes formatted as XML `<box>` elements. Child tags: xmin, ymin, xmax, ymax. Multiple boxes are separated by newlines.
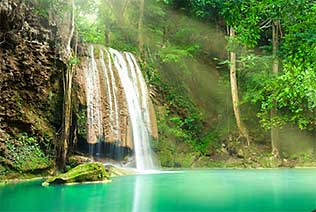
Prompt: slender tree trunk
<box><xmin>105</xmin><ymin>1</ymin><xmax>128</xmax><ymax>46</ymax></box>
<box><xmin>66</xmin><ymin>0</ymin><xmax>75</xmax><ymax>56</ymax></box>
<box><xmin>229</xmin><ymin>27</ymin><xmax>250</xmax><ymax>145</ymax></box>
<box><xmin>138</xmin><ymin>0</ymin><xmax>144</xmax><ymax>54</ymax></box>
<box><xmin>105</xmin><ymin>31</ymin><xmax>111</xmax><ymax>45</ymax></box>
<box><xmin>59</xmin><ymin>65</ymin><xmax>73</xmax><ymax>170</ymax></box>
<box><xmin>121</xmin><ymin>0</ymin><xmax>129</xmax><ymax>17</ymax></box>
<box><xmin>271</xmin><ymin>20</ymin><xmax>280</xmax><ymax>158</ymax></box>
<box><xmin>70</xmin><ymin>31</ymin><xmax>79</xmax><ymax>153</ymax></box>
<box><xmin>107</xmin><ymin>0</ymin><xmax>130</xmax><ymax>42</ymax></box>
<box><xmin>58</xmin><ymin>0</ymin><xmax>75</xmax><ymax>170</ymax></box>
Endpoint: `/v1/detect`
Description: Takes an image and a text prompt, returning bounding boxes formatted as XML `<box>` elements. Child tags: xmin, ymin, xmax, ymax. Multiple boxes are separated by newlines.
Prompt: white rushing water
<box><xmin>128</xmin><ymin>53</ymin><xmax>152</xmax><ymax>133</ymax></box>
<box><xmin>85</xmin><ymin>45</ymin><xmax>103</xmax><ymax>145</ymax></box>
<box><xmin>85</xmin><ymin>45</ymin><xmax>156</xmax><ymax>171</ymax></box>
<box><xmin>109</xmin><ymin>48</ymin><xmax>155</xmax><ymax>171</ymax></box>
<box><xmin>105</xmin><ymin>49</ymin><xmax>120</xmax><ymax>138</ymax></box>
<box><xmin>100</xmin><ymin>49</ymin><xmax>114</xmax><ymax>132</ymax></box>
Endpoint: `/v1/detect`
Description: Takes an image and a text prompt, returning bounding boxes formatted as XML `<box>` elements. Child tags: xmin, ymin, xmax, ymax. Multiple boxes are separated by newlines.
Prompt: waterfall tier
<box><xmin>80</xmin><ymin>45</ymin><xmax>158</xmax><ymax>171</ymax></box>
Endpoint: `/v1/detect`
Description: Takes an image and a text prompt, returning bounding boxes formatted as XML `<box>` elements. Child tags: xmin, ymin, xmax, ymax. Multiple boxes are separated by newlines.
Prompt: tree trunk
<box><xmin>57</xmin><ymin>0</ymin><xmax>75</xmax><ymax>170</ymax></box>
<box><xmin>105</xmin><ymin>31</ymin><xmax>111</xmax><ymax>45</ymax></box>
<box><xmin>271</xmin><ymin>20</ymin><xmax>280</xmax><ymax>158</ymax></box>
<box><xmin>229</xmin><ymin>27</ymin><xmax>250</xmax><ymax>145</ymax></box>
<box><xmin>69</xmin><ymin>31</ymin><xmax>79</xmax><ymax>154</ymax></box>
<box><xmin>121</xmin><ymin>0</ymin><xmax>129</xmax><ymax>17</ymax></box>
<box><xmin>107</xmin><ymin>0</ymin><xmax>130</xmax><ymax>42</ymax></box>
<box><xmin>66</xmin><ymin>0</ymin><xmax>75</xmax><ymax>55</ymax></box>
<box><xmin>58</xmin><ymin>65</ymin><xmax>73</xmax><ymax>170</ymax></box>
<box><xmin>138</xmin><ymin>0</ymin><xmax>144</xmax><ymax>54</ymax></box>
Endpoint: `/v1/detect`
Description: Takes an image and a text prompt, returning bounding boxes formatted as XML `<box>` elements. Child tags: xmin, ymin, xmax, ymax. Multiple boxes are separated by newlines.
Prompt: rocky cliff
<box><xmin>0</xmin><ymin>0</ymin><xmax>66</xmax><ymax>178</ymax></box>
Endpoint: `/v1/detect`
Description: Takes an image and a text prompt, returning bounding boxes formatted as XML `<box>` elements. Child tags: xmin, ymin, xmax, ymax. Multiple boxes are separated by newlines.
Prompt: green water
<box><xmin>1</xmin><ymin>169</ymin><xmax>316</xmax><ymax>211</ymax></box>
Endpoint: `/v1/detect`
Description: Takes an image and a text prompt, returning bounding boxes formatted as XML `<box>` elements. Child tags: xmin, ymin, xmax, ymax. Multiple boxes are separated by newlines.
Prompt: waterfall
<box><xmin>109</xmin><ymin>48</ymin><xmax>155</xmax><ymax>171</ymax></box>
<box><xmin>100</xmin><ymin>50</ymin><xmax>114</xmax><ymax>132</ymax></box>
<box><xmin>84</xmin><ymin>45</ymin><xmax>156</xmax><ymax>171</ymax></box>
<box><xmin>127</xmin><ymin>53</ymin><xmax>152</xmax><ymax>133</ymax></box>
<box><xmin>105</xmin><ymin>49</ymin><xmax>120</xmax><ymax>138</ymax></box>
<box><xmin>85</xmin><ymin>46</ymin><xmax>103</xmax><ymax>146</ymax></box>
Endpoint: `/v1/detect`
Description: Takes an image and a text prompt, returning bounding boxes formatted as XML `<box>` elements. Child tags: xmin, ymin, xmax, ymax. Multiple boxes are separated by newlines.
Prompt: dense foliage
<box><xmin>163</xmin><ymin>0</ymin><xmax>316</xmax><ymax>130</ymax></box>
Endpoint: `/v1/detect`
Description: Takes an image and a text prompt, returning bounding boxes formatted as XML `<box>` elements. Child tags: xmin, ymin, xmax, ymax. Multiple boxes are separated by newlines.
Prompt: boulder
<box><xmin>42</xmin><ymin>162</ymin><xmax>109</xmax><ymax>186</ymax></box>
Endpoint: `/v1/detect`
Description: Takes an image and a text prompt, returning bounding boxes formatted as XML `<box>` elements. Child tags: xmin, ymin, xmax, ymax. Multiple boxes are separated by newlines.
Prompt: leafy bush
<box><xmin>3</xmin><ymin>133</ymin><xmax>51</xmax><ymax>172</ymax></box>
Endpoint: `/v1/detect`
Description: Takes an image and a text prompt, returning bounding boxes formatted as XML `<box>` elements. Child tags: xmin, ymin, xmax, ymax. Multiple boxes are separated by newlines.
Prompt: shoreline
<box><xmin>2</xmin><ymin>165</ymin><xmax>316</xmax><ymax>185</ymax></box>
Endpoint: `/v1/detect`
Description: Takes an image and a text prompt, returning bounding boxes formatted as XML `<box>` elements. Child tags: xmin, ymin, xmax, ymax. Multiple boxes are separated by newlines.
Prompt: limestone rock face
<box><xmin>42</xmin><ymin>162</ymin><xmax>110</xmax><ymax>186</ymax></box>
<box><xmin>0</xmin><ymin>0</ymin><xmax>66</xmax><ymax>175</ymax></box>
<box><xmin>75</xmin><ymin>49</ymin><xmax>130</xmax><ymax>148</ymax></box>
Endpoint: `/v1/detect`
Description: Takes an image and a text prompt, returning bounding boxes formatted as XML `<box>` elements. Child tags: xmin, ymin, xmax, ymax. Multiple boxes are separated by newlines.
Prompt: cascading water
<box><xmin>105</xmin><ymin>49</ymin><xmax>120</xmax><ymax>138</ymax></box>
<box><xmin>128</xmin><ymin>52</ymin><xmax>152</xmax><ymax>133</ymax></box>
<box><xmin>100</xmin><ymin>49</ymin><xmax>114</xmax><ymax>132</ymax></box>
<box><xmin>84</xmin><ymin>45</ymin><xmax>157</xmax><ymax>171</ymax></box>
<box><xmin>85</xmin><ymin>46</ymin><xmax>103</xmax><ymax>147</ymax></box>
<box><xmin>110</xmin><ymin>48</ymin><xmax>155</xmax><ymax>171</ymax></box>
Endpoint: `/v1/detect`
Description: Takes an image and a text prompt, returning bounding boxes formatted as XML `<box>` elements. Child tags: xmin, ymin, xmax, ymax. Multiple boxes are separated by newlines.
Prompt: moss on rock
<box><xmin>42</xmin><ymin>162</ymin><xmax>109</xmax><ymax>186</ymax></box>
<box><xmin>68</xmin><ymin>155</ymin><xmax>93</xmax><ymax>168</ymax></box>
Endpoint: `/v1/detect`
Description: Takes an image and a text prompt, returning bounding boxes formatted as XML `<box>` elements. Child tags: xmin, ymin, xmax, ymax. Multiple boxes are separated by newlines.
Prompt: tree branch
<box><xmin>121</xmin><ymin>0</ymin><xmax>129</xmax><ymax>17</ymax></box>
<box><xmin>260</xmin><ymin>19</ymin><xmax>272</xmax><ymax>29</ymax></box>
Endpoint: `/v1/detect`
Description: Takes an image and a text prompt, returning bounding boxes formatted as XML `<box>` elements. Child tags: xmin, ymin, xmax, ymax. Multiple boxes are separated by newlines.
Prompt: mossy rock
<box><xmin>68</xmin><ymin>155</ymin><xmax>93</xmax><ymax>168</ymax></box>
<box><xmin>42</xmin><ymin>162</ymin><xmax>110</xmax><ymax>186</ymax></box>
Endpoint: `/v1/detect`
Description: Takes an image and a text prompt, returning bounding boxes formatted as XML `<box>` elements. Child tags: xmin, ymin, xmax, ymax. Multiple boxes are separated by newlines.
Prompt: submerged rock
<box><xmin>42</xmin><ymin>162</ymin><xmax>109</xmax><ymax>186</ymax></box>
